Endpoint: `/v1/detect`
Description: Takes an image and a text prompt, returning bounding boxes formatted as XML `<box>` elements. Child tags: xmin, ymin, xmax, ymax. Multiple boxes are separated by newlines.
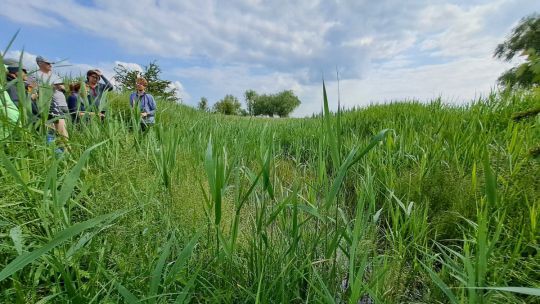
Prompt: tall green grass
<box><xmin>1</xmin><ymin>51</ymin><xmax>539</xmax><ymax>302</ymax></box>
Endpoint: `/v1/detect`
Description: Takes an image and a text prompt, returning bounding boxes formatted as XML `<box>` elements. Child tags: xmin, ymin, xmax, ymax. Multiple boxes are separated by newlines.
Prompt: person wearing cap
<box><xmin>33</xmin><ymin>55</ymin><xmax>55</xmax><ymax>83</ymax></box>
<box><xmin>129</xmin><ymin>77</ymin><xmax>156</xmax><ymax>131</ymax></box>
<box><xmin>85</xmin><ymin>69</ymin><xmax>113</xmax><ymax>115</ymax></box>
<box><xmin>51</xmin><ymin>76</ymin><xmax>69</xmax><ymax>117</ymax></box>
<box><xmin>4</xmin><ymin>58</ymin><xmax>39</xmax><ymax>116</ymax></box>
<box><xmin>49</xmin><ymin>76</ymin><xmax>69</xmax><ymax>142</ymax></box>
<box><xmin>29</xmin><ymin>55</ymin><xmax>58</xmax><ymax>116</ymax></box>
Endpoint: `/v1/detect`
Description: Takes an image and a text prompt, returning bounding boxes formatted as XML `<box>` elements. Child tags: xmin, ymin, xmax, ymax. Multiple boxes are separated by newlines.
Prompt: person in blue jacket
<box><xmin>129</xmin><ymin>77</ymin><xmax>156</xmax><ymax>132</ymax></box>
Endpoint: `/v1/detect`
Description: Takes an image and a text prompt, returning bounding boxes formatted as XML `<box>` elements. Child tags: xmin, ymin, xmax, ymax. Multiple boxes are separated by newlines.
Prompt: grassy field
<box><xmin>1</xmin><ymin>75</ymin><xmax>539</xmax><ymax>303</ymax></box>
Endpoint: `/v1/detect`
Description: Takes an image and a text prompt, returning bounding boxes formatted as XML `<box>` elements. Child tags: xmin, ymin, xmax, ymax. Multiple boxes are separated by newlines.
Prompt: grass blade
<box><xmin>0</xmin><ymin>210</ymin><xmax>125</xmax><ymax>282</ymax></box>
<box><xmin>58</xmin><ymin>141</ymin><xmax>107</xmax><ymax>207</ymax></box>
<box><xmin>116</xmin><ymin>282</ymin><xmax>140</xmax><ymax>304</ymax></box>
<box><xmin>149</xmin><ymin>235</ymin><xmax>174</xmax><ymax>301</ymax></box>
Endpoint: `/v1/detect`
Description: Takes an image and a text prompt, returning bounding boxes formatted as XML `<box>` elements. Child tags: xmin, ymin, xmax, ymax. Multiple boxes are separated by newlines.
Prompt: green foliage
<box><xmin>213</xmin><ymin>94</ymin><xmax>241</xmax><ymax>115</ymax></box>
<box><xmin>197</xmin><ymin>96</ymin><xmax>209</xmax><ymax>112</ymax></box>
<box><xmin>495</xmin><ymin>13</ymin><xmax>540</xmax><ymax>88</ymax></box>
<box><xmin>244</xmin><ymin>89</ymin><xmax>257</xmax><ymax>115</ymax></box>
<box><xmin>113</xmin><ymin>61</ymin><xmax>180</xmax><ymax>102</ymax></box>
<box><xmin>251</xmin><ymin>89</ymin><xmax>301</xmax><ymax>117</ymax></box>
<box><xmin>1</xmin><ymin>42</ymin><xmax>539</xmax><ymax>302</ymax></box>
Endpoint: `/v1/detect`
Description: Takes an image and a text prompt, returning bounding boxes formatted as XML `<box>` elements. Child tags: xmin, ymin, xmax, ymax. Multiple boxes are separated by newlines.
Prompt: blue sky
<box><xmin>1</xmin><ymin>0</ymin><xmax>538</xmax><ymax>116</ymax></box>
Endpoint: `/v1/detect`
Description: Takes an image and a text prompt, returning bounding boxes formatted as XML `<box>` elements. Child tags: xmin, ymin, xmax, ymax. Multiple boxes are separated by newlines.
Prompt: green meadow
<box><xmin>1</xmin><ymin>75</ymin><xmax>539</xmax><ymax>303</ymax></box>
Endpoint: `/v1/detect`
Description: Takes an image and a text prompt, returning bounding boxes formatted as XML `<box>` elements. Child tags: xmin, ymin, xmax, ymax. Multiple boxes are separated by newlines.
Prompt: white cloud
<box><xmin>114</xmin><ymin>61</ymin><xmax>143</xmax><ymax>73</ymax></box>
<box><xmin>2</xmin><ymin>0</ymin><xmax>539</xmax><ymax>116</ymax></box>
<box><xmin>0</xmin><ymin>1</ymin><xmax>62</xmax><ymax>27</ymax></box>
<box><xmin>5</xmin><ymin>50</ymin><xmax>116</xmax><ymax>86</ymax></box>
<box><xmin>168</xmin><ymin>81</ymin><xmax>189</xmax><ymax>102</ymax></box>
<box><xmin>293</xmin><ymin>56</ymin><xmax>514</xmax><ymax>117</ymax></box>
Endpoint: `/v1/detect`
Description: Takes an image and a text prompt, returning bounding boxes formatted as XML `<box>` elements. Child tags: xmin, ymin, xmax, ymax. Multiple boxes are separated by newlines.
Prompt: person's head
<box><xmin>52</xmin><ymin>76</ymin><xmax>65</xmax><ymax>92</ymax></box>
<box><xmin>86</xmin><ymin>69</ymin><xmax>102</xmax><ymax>86</ymax></box>
<box><xmin>36</xmin><ymin>56</ymin><xmax>53</xmax><ymax>73</ymax></box>
<box><xmin>69</xmin><ymin>82</ymin><xmax>81</xmax><ymax>94</ymax></box>
<box><xmin>136</xmin><ymin>77</ymin><xmax>147</xmax><ymax>92</ymax></box>
<box><xmin>5</xmin><ymin>59</ymin><xmax>30</xmax><ymax>84</ymax></box>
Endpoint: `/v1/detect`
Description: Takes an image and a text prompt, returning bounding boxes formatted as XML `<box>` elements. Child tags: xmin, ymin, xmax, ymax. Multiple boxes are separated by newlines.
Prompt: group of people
<box><xmin>1</xmin><ymin>55</ymin><xmax>157</xmax><ymax>151</ymax></box>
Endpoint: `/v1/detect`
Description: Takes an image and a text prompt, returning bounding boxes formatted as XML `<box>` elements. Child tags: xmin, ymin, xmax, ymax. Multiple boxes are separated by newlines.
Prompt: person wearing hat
<box><xmin>28</xmin><ymin>55</ymin><xmax>58</xmax><ymax>116</ymax></box>
<box><xmin>32</xmin><ymin>55</ymin><xmax>55</xmax><ymax>84</ymax></box>
<box><xmin>4</xmin><ymin>58</ymin><xmax>39</xmax><ymax>116</ymax></box>
<box><xmin>51</xmin><ymin>76</ymin><xmax>69</xmax><ymax>116</ymax></box>
<box><xmin>85</xmin><ymin>69</ymin><xmax>113</xmax><ymax>115</ymax></box>
<box><xmin>49</xmin><ymin>76</ymin><xmax>69</xmax><ymax>143</ymax></box>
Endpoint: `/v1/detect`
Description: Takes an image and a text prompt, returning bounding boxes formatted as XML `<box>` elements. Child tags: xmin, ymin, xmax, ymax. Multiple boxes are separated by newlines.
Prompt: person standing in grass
<box><xmin>0</xmin><ymin>77</ymin><xmax>20</xmax><ymax>140</ymax></box>
<box><xmin>32</xmin><ymin>55</ymin><xmax>55</xmax><ymax>83</ymax></box>
<box><xmin>4</xmin><ymin>59</ymin><xmax>39</xmax><ymax>117</ymax></box>
<box><xmin>85</xmin><ymin>69</ymin><xmax>113</xmax><ymax>117</ymax></box>
<box><xmin>67</xmin><ymin>82</ymin><xmax>83</xmax><ymax>122</ymax></box>
<box><xmin>48</xmin><ymin>76</ymin><xmax>69</xmax><ymax>150</ymax></box>
<box><xmin>129</xmin><ymin>77</ymin><xmax>156</xmax><ymax>132</ymax></box>
<box><xmin>29</xmin><ymin>55</ymin><xmax>67</xmax><ymax>151</ymax></box>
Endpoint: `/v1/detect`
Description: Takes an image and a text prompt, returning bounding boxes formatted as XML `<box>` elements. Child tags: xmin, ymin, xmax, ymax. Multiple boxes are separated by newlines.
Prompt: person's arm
<box><xmin>146</xmin><ymin>95</ymin><xmax>156</xmax><ymax>116</ymax></box>
<box><xmin>100</xmin><ymin>74</ymin><xmax>114</xmax><ymax>92</ymax></box>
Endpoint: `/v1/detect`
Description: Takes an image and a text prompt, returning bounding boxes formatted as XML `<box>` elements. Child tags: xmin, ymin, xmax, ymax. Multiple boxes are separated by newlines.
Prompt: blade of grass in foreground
<box><xmin>419</xmin><ymin>260</ymin><xmax>458</xmax><ymax>304</ymax></box>
<box><xmin>149</xmin><ymin>235</ymin><xmax>174</xmax><ymax>302</ymax></box>
<box><xmin>0</xmin><ymin>209</ymin><xmax>126</xmax><ymax>282</ymax></box>
<box><xmin>57</xmin><ymin>141</ymin><xmax>107</xmax><ymax>207</ymax></box>
<box><xmin>2</xmin><ymin>29</ymin><xmax>20</xmax><ymax>56</ymax></box>
<box><xmin>166</xmin><ymin>230</ymin><xmax>203</xmax><ymax>283</ymax></box>
<box><xmin>0</xmin><ymin>150</ymin><xmax>30</xmax><ymax>193</ymax></box>
<box><xmin>324</xmin><ymin>129</ymin><xmax>391</xmax><ymax>209</ymax></box>
<box><xmin>322</xmin><ymin>80</ymin><xmax>341</xmax><ymax>170</ymax></box>
<box><xmin>470</xmin><ymin>287</ymin><xmax>540</xmax><ymax>297</ymax></box>
<box><xmin>116</xmin><ymin>282</ymin><xmax>140</xmax><ymax>304</ymax></box>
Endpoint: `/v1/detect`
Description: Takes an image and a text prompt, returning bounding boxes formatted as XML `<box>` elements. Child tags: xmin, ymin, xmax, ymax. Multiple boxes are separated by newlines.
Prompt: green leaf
<box><xmin>9</xmin><ymin>226</ymin><xmax>23</xmax><ymax>255</ymax></box>
<box><xmin>482</xmin><ymin>148</ymin><xmax>497</xmax><ymax>206</ymax></box>
<box><xmin>57</xmin><ymin>141</ymin><xmax>107</xmax><ymax>207</ymax></box>
<box><xmin>2</xmin><ymin>29</ymin><xmax>20</xmax><ymax>57</ymax></box>
<box><xmin>0</xmin><ymin>210</ymin><xmax>125</xmax><ymax>282</ymax></box>
<box><xmin>476</xmin><ymin>286</ymin><xmax>540</xmax><ymax>296</ymax></box>
<box><xmin>166</xmin><ymin>231</ymin><xmax>202</xmax><ymax>283</ymax></box>
<box><xmin>419</xmin><ymin>259</ymin><xmax>458</xmax><ymax>304</ymax></box>
<box><xmin>174</xmin><ymin>267</ymin><xmax>200</xmax><ymax>304</ymax></box>
<box><xmin>116</xmin><ymin>282</ymin><xmax>140</xmax><ymax>304</ymax></box>
<box><xmin>149</xmin><ymin>236</ymin><xmax>174</xmax><ymax>301</ymax></box>
<box><xmin>0</xmin><ymin>150</ymin><xmax>30</xmax><ymax>193</ymax></box>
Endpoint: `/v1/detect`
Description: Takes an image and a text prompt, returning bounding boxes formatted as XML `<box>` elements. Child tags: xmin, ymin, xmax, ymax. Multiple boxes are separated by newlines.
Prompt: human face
<box><xmin>88</xmin><ymin>74</ymin><xmax>100</xmax><ymax>86</ymax></box>
<box><xmin>136</xmin><ymin>82</ymin><xmax>146</xmax><ymax>92</ymax></box>
<box><xmin>38</xmin><ymin>61</ymin><xmax>52</xmax><ymax>73</ymax></box>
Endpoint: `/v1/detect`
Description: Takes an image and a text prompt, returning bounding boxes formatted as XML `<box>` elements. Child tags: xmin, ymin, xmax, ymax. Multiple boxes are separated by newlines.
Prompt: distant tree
<box><xmin>198</xmin><ymin>97</ymin><xmax>209</xmax><ymax>112</ymax></box>
<box><xmin>239</xmin><ymin>108</ymin><xmax>249</xmax><ymax>116</ymax></box>
<box><xmin>244</xmin><ymin>89</ymin><xmax>258</xmax><ymax>115</ymax></box>
<box><xmin>274</xmin><ymin>90</ymin><xmax>301</xmax><ymax>117</ymax></box>
<box><xmin>213</xmin><ymin>94</ymin><xmax>242</xmax><ymax>115</ymax></box>
<box><xmin>494</xmin><ymin>14</ymin><xmax>540</xmax><ymax>88</ymax></box>
<box><xmin>252</xmin><ymin>90</ymin><xmax>301</xmax><ymax>117</ymax></box>
<box><xmin>114</xmin><ymin>61</ymin><xmax>180</xmax><ymax>102</ymax></box>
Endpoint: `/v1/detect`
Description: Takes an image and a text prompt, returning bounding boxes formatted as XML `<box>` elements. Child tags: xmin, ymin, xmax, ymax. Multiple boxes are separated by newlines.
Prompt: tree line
<box><xmin>113</xmin><ymin>61</ymin><xmax>302</xmax><ymax>117</ymax></box>
<box><xmin>198</xmin><ymin>89</ymin><xmax>301</xmax><ymax>117</ymax></box>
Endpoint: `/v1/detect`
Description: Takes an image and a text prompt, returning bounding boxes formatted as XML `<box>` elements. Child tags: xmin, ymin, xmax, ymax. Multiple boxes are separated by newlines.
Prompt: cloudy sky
<box><xmin>1</xmin><ymin>0</ymin><xmax>538</xmax><ymax>116</ymax></box>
